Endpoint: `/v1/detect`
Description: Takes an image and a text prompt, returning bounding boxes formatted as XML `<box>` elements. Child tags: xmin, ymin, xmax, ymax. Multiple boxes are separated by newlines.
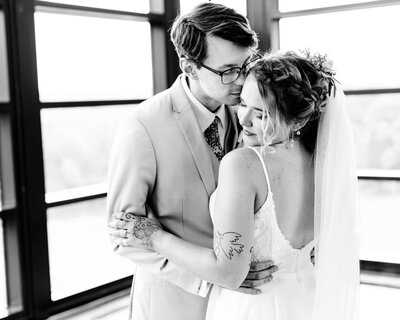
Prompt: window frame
<box><xmin>2</xmin><ymin>0</ymin><xmax>399</xmax><ymax>319</ymax></box>
<box><xmin>1</xmin><ymin>0</ymin><xmax>181</xmax><ymax>319</ymax></box>
<box><xmin>249</xmin><ymin>0</ymin><xmax>400</xmax><ymax>280</ymax></box>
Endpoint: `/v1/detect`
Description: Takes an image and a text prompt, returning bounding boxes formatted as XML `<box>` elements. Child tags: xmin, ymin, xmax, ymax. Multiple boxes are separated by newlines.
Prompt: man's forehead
<box><xmin>204</xmin><ymin>35</ymin><xmax>253</xmax><ymax>66</ymax></box>
<box><xmin>205</xmin><ymin>51</ymin><xmax>253</xmax><ymax>68</ymax></box>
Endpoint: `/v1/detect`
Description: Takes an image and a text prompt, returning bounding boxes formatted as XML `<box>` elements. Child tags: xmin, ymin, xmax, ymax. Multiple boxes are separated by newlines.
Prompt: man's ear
<box><xmin>179</xmin><ymin>58</ymin><xmax>199</xmax><ymax>80</ymax></box>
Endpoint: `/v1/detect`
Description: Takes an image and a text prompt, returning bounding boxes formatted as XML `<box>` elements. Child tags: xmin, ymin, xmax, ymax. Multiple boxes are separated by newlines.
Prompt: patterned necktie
<box><xmin>204</xmin><ymin>117</ymin><xmax>224</xmax><ymax>161</ymax></box>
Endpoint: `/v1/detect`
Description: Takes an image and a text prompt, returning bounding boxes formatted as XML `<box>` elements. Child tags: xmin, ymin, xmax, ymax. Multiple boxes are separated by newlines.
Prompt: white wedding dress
<box><xmin>206</xmin><ymin>146</ymin><xmax>316</xmax><ymax>320</ymax></box>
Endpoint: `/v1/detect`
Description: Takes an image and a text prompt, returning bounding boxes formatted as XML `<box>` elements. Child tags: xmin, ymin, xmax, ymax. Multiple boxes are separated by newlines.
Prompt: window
<box><xmin>41</xmin><ymin>106</ymin><xmax>133</xmax><ymax>193</ymax></box>
<box><xmin>32</xmin><ymin>0</ymin><xmax>166</xmax><ymax>308</ymax></box>
<box><xmin>0</xmin><ymin>0</ymin><xmax>172</xmax><ymax>318</ymax></box>
<box><xmin>0</xmin><ymin>114</ymin><xmax>16</xmax><ymax>211</ymax></box>
<box><xmin>0</xmin><ymin>4</ymin><xmax>23</xmax><ymax>318</ymax></box>
<box><xmin>275</xmin><ymin>0</ymin><xmax>400</xmax><ymax>270</ymax></box>
<box><xmin>279</xmin><ymin>6</ymin><xmax>400</xmax><ymax>90</ymax></box>
<box><xmin>39</xmin><ymin>0</ymin><xmax>150</xmax><ymax>13</ymax></box>
<box><xmin>35</xmin><ymin>12</ymin><xmax>153</xmax><ymax>102</ymax></box>
<box><xmin>4</xmin><ymin>1</ymin><xmax>399</xmax><ymax>319</ymax></box>
<box><xmin>0</xmin><ymin>220</ymin><xmax>6</xmax><ymax>317</ymax></box>
<box><xmin>179</xmin><ymin>0</ymin><xmax>247</xmax><ymax>15</ymax></box>
<box><xmin>40</xmin><ymin>105</ymin><xmax>134</xmax><ymax>299</ymax></box>
<box><xmin>0</xmin><ymin>11</ymin><xmax>9</xmax><ymax>103</ymax></box>
<box><xmin>47</xmin><ymin>198</ymin><xmax>132</xmax><ymax>300</ymax></box>
<box><xmin>279</xmin><ymin>0</ymin><xmax>376</xmax><ymax>12</ymax></box>
<box><xmin>270</xmin><ymin>0</ymin><xmax>400</xmax><ymax>317</ymax></box>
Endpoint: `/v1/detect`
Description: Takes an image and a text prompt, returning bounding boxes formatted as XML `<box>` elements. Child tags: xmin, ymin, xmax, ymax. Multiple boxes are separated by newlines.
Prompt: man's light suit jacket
<box><xmin>107</xmin><ymin>75</ymin><xmax>240</xmax><ymax>320</ymax></box>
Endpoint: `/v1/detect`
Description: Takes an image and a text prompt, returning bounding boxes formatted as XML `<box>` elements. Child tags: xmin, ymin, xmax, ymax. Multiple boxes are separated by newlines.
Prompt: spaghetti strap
<box><xmin>247</xmin><ymin>146</ymin><xmax>272</xmax><ymax>192</ymax></box>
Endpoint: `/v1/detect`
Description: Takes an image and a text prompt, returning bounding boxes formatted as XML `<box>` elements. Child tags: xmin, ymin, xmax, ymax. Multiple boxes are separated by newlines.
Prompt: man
<box><xmin>107</xmin><ymin>3</ymin><xmax>274</xmax><ymax>320</ymax></box>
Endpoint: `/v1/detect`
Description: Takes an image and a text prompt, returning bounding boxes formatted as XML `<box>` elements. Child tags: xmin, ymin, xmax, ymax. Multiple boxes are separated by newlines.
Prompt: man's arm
<box><xmin>109</xmin><ymin>149</ymin><xmax>276</xmax><ymax>291</ymax></box>
<box><xmin>107</xmin><ymin>114</ymin><xmax>209</xmax><ymax>296</ymax></box>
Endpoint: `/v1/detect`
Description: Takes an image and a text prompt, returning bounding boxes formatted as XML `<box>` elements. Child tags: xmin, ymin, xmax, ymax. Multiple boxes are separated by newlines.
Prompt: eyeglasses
<box><xmin>196</xmin><ymin>54</ymin><xmax>261</xmax><ymax>85</ymax></box>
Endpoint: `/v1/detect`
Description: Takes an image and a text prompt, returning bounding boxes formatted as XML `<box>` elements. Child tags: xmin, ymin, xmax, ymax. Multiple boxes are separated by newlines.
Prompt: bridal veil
<box><xmin>313</xmin><ymin>84</ymin><xmax>360</xmax><ymax>319</ymax></box>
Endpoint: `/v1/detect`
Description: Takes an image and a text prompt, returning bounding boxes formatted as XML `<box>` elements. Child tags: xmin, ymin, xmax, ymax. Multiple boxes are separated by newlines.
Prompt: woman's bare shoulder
<box><xmin>220</xmin><ymin>147</ymin><xmax>264</xmax><ymax>181</ymax></box>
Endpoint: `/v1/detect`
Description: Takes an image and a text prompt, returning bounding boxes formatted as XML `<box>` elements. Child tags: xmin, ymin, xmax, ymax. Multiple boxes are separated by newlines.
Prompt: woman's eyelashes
<box><xmin>252</xmin><ymin>108</ymin><xmax>263</xmax><ymax>120</ymax></box>
<box><xmin>239</xmin><ymin>99</ymin><xmax>264</xmax><ymax>119</ymax></box>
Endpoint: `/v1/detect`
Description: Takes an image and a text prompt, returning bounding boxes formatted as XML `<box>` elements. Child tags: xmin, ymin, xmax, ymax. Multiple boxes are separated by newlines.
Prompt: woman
<box><xmin>110</xmin><ymin>51</ymin><xmax>359</xmax><ymax>319</ymax></box>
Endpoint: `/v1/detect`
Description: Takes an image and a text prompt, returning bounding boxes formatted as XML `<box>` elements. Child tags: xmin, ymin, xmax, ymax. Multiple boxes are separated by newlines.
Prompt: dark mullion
<box><xmin>11</xmin><ymin>0</ymin><xmax>52</xmax><ymax>318</ymax></box>
<box><xmin>358</xmin><ymin>168</ymin><xmax>400</xmax><ymax>180</ymax></box>
<box><xmin>164</xmin><ymin>0</ymin><xmax>180</xmax><ymax>87</ymax></box>
<box><xmin>45</xmin><ymin>277</ymin><xmax>132</xmax><ymax>317</ymax></box>
<box><xmin>35</xmin><ymin>1</ymin><xmax>164</xmax><ymax>25</ymax></box>
<box><xmin>0</xmin><ymin>312</ymin><xmax>26</xmax><ymax>320</ymax></box>
<box><xmin>247</xmin><ymin>0</ymin><xmax>279</xmax><ymax>52</ymax></box>
<box><xmin>361</xmin><ymin>260</ymin><xmax>400</xmax><ymax>275</ymax></box>
<box><xmin>39</xmin><ymin>99</ymin><xmax>144</xmax><ymax>109</ymax></box>
<box><xmin>0</xmin><ymin>207</ymin><xmax>16</xmax><ymax>219</ymax></box>
<box><xmin>273</xmin><ymin>0</ymin><xmax>400</xmax><ymax>19</ymax></box>
<box><xmin>46</xmin><ymin>192</ymin><xmax>106</xmax><ymax>208</ymax></box>
<box><xmin>3</xmin><ymin>213</ymin><xmax>23</xmax><ymax>317</ymax></box>
<box><xmin>358</xmin><ymin>176</ymin><xmax>400</xmax><ymax>181</ymax></box>
<box><xmin>344</xmin><ymin>88</ymin><xmax>400</xmax><ymax>95</ymax></box>
<box><xmin>0</xmin><ymin>103</ymin><xmax>11</xmax><ymax>112</ymax></box>
<box><xmin>3</xmin><ymin>0</ymin><xmax>33</xmax><ymax>318</ymax></box>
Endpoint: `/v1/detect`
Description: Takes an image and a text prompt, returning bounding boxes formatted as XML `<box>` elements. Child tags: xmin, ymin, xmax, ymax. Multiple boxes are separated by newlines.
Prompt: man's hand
<box><xmin>235</xmin><ymin>260</ymin><xmax>278</xmax><ymax>295</ymax></box>
<box><xmin>108</xmin><ymin>212</ymin><xmax>162</xmax><ymax>250</ymax></box>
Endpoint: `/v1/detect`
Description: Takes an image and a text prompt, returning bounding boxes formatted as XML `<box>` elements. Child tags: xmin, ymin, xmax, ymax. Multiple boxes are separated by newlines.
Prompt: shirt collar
<box><xmin>181</xmin><ymin>74</ymin><xmax>221</xmax><ymax>133</ymax></box>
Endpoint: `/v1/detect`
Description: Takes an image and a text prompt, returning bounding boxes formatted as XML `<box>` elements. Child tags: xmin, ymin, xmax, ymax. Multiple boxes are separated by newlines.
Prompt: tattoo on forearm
<box><xmin>214</xmin><ymin>230</ymin><xmax>244</xmax><ymax>260</ymax></box>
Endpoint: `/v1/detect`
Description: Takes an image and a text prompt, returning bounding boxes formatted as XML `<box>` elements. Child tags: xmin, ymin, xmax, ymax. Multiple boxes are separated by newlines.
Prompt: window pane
<box><xmin>35</xmin><ymin>12</ymin><xmax>153</xmax><ymax>102</ymax></box>
<box><xmin>360</xmin><ymin>284</ymin><xmax>400</xmax><ymax>320</ymax></box>
<box><xmin>47</xmin><ymin>198</ymin><xmax>133</xmax><ymax>300</ymax></box>
<box><xmin>41</xmin><ymin>105</ymin><xmax>132</xmax><ymax>194</ymax></box>
<box><xmin>279</xmin><ymin>0</ymin><xmax>375</xmax><ymax>12</ymax></box>
<box><xmin>347</xmin><ymin>94</ymin><xmax>400</xmax><ymax>170</ymax></box>
<box><xmin>0</xmin><ymin>11</ymin><xmax>10</xmax><ymax>103</ymax></box>
<box><xmin>0</xmin><ymin>219</ymin><xmax>7</xmax><ymax>318</ymax></box>
<box><xmin>279</xmin><ymin>5</ymin><xmax>400</xmax><ymax>90</ymax></box>
<box><xmin>38</xmin><ymin>0</ymin><xmax>150</xmax><ymax>13</ymax></box>
<box><xmin>179</xmin><ymin>0</ymin><xmax>247</xmax><ymax>15</ymax></box>
<box><xmin>359</xmin><ymin>180</ymin><xmax>400</xmax><ymax>264</ymax></box>
<box><xmin>0</xmin><ymin>113</ymin><xmax>16</xmax><ymax>211</ymax></box>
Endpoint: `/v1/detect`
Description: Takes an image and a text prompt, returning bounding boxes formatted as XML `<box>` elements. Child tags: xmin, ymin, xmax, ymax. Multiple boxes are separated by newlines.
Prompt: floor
<box><xmin>48</xmin><ymin>283</ymin><xmax>400</xmax><ymax>320</ymax></box>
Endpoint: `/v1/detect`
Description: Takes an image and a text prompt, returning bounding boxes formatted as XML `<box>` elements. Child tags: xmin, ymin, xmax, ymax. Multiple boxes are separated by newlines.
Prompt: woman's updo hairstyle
<box><xmin>251</xmin><ymin>50</ymin><xmax>336</xmax><ymax>154</ymax></box>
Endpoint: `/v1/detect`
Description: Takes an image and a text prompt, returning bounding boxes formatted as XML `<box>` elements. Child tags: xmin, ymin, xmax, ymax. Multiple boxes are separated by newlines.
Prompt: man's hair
<box><xmin>170</xmin><ymin>2</ymin><xmax>258</xmax><ymax>64</ymax></box>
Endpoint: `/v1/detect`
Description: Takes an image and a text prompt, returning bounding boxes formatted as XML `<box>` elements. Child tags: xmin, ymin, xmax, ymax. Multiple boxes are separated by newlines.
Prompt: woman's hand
<box><xmin>108</xmin><ymin>211</ymin><xmax>162</xmax><ymax>250</ymax></box>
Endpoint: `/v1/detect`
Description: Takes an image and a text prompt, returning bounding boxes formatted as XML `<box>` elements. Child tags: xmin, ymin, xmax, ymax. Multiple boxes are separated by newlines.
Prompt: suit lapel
<box><xmin>225</xmin><ymin>105</ymin><xmax>241</xmax><ymax>151</ymax></box>
<box><xmin>171</xmin><ymin>76</ymin><xmax>216</xmax><ymax>196</ymax></box>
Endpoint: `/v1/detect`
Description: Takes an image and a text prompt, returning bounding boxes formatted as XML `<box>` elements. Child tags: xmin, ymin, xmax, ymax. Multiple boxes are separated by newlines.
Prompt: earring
<box><xmin>289</xmin><ymin>131</ymin><xmax>295</xmax><ymax>148</ymax></box>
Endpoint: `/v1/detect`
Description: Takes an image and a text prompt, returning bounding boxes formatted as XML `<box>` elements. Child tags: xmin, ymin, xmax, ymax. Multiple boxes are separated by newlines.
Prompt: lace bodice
<box><xmin>210</xmin><ymin>146</ymin><xmax>315</xmax><ymax>277</ymax></box>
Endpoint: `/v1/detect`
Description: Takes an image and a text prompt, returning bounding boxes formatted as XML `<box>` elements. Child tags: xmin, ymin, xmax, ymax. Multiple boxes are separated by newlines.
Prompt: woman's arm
<box><xmin>110</xmin><ymin>149</ymin><xmax>257</xmax><ymax>289</ymax></box>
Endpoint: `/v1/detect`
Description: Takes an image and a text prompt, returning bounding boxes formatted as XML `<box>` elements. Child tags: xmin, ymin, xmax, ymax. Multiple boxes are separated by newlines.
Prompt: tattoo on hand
<box><xmin>130</xmin><ymin>216</ymin><xmax>160</xmax><ymax>248</ymax></box>
<box><xmin>214</xmin><ymin>230</ymin><xmax>244</xmax><ymax>260</ymax></box>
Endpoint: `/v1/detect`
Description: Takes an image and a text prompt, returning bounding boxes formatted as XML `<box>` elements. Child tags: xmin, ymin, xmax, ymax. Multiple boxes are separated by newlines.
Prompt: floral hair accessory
<box><xmin>301</xmin><ymin>50</ymin><xmax>338</xmax><ymax>114</ymax></box>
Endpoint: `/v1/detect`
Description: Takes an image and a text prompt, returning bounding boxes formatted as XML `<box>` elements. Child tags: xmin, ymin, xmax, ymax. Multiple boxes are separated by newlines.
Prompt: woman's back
<box><xmin>206</xmin><ymin>145</ymin><xmax>316</xmax><ymax>320</ymax></box>
<box><xmin>254</xmin><ymin>143</ymin><xmax>314</xmax><ymax>250</ymax></box>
